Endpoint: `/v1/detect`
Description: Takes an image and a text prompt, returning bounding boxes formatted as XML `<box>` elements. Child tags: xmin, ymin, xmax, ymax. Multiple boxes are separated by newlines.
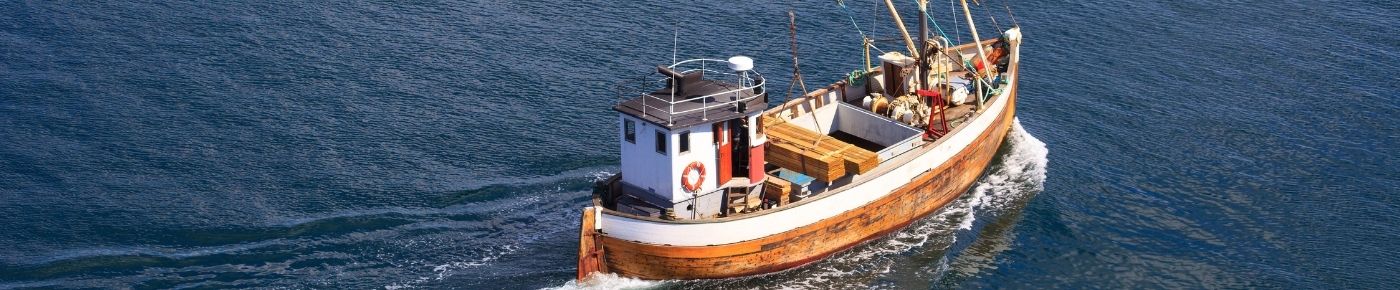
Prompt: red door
<box><xmin>715</xmin><ymin>122</ymin><xmax>732</xmax><ymax>185</ymax></box>
<box><xmin>748</xmin><ymin>144</ymin><xmax>764</xmax><ymax>185</ymax></box>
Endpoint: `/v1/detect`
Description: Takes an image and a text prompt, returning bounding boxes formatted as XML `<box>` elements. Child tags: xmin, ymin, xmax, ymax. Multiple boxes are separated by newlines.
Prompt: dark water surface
<box><xmin>2</xmin><ymin>1</ymin><xmax>1396</xmax><ymax>289</ymax></box>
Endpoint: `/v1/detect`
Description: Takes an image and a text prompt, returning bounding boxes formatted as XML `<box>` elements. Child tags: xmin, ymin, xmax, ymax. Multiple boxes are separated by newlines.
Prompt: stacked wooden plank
<box><xmin>841</xmin><ymin>143</ymin><xmax>880</xmax><ymax>174</ymax></box>
<box><xmin>763</xmin><ymin>174</ymin><xmax>793</xmax><ymax>206</ymax></box>
<box><xmin>765</xmin><ymin>141</ymin><xmax>845</xmax><ymax>182</ymax></box>
<box><xmin>763</xmin><ymin>119</ymin><xmax>880</xmax><ymax>182</ymax></box>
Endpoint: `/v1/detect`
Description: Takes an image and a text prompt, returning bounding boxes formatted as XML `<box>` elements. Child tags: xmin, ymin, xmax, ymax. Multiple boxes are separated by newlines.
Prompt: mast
<box><xmin>959</xmin><ymin>0</ymin><xmax>990</xmax><ymax>110</ymax></box>
<box><xmin>917</xmin><ymin>0</ymin><xmax>928</xmax><ymax>91</ymax></box>
<box><xmin>881</xmin><ymin>0</ymin><xmax>919</xmax><ymax>59</ymax></box>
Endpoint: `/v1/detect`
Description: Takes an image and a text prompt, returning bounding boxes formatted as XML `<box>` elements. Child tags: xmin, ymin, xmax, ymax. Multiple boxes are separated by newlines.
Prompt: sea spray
<box><xmin>781</xmin><ymin>118</ymin><xmax>1048</xmax><ymax>289</ymax></box>
<box><xmin>961</xmin><ymin>118</ymin><xmax>1050</xmax><ymax>230</ymax></box>
<box><xmin>543</xmin><ymin>273</ymin><xmax>665</xmax><ymax>290</ymax></box>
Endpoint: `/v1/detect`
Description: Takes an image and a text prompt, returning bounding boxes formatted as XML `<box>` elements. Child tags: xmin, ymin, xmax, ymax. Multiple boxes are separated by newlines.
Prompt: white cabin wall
<box><xmin>666</xmin><ymin>123</ymin><xmax>722</xmax><ymax>219</ymax></box>
<box><xmin>665</xmin><ymin>123</ymin><xmax>716</xmax><ymax>203</ymax></box>
<box><xmin>619</xmin><ymin>115</ymin><xmax>723</xmax><ymax>211</ymax></box>
<box><xmin>746</xmin><ymin>113</ymin><xmax>765</xmax><ymax>145</ymax></box>
<box><xmin>618</xmin><ymin>115</ymin><xmax>674</xmax><ymax>200</ymax></box>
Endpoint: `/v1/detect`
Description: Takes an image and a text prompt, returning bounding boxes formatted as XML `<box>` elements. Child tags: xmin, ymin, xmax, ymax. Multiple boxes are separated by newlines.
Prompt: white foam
<box><xmin>959</xmin><ymin>118</ymin><xmax>1050</xmax><ymax>230</ymax></box>
<box><xmin>431</xmin><ymin>244</ymin><xmax>519</xmax><ymax>280</ymax></box>
<box><xmin>784</xmin><ymin>118</ymin><xmax>1048</xmax><ymax>287</ymax></box>
<box><xmin>386</xmin><ymin>169</ymin><xmax>615</xmax><ymax>289</ymax></box>
<box><xmin>542</xmin><ymin>273</ymin><xmax>665</xmax><ymax>290</ymax></box>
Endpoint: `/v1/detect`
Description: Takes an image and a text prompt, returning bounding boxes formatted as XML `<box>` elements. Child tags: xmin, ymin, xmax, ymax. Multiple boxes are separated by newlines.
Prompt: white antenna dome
<box><xmin>727</xmin><ymin>56</ymin><xmax>754</xmax><ymax>71</ymax></box>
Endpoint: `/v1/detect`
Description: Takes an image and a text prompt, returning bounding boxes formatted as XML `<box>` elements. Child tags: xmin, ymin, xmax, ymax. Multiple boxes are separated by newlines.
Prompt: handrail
<box><xmin>618</xmin><ymin>58</ymin><xmax>767</xmax><ymax>125</ymax></box>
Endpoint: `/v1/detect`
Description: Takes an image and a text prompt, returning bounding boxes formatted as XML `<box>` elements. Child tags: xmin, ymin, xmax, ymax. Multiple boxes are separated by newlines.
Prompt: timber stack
<box><xmin>764</xmin><ymin>118</ymin><xmax>879</xmax><ymax>182</ymax></box>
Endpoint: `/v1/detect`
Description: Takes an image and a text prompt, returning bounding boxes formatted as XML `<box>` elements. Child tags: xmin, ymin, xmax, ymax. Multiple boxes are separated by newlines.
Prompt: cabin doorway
<box><xmin>714</xmin><ymin>119</ymin><xmax>751</xmax><ymax>186</ymax></box>
<box><xmin>714</xmin><ymin>122</ymin><xmax>732</xmax><ymax>185</ymax></box>
<box><xmin>728</xmin><ymin>119</ymin><xmax>750</xmax><ymax>181</ymax></box>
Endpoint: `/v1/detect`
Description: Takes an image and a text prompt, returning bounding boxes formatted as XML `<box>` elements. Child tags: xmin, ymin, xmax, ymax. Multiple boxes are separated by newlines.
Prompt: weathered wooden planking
<box><xmin>766</xmin><ymin>121</ymin><xmax>879</xmax><ymax>177</ymax></box>
<box><xmin>576</xmin><ymin>207</ymin><xmax>606</xmax><ymax>280</ymax></box>
<box><xmin>765</xmin><ymin>141</ymin><xmax>845</xmax><ymax>182</ymax></box>
<box><xmin>768</xmin><ymin>121</ymin><xmax>878</xmax><ymax>170</ymax></box>
<box><xmin>763</xmin><ymin>175</ymin><xmax>793</xmax><ymax>206</ymax></box>
<box><xmin>841</xmin><ymin>148</ymin><xmax>879</xmax><ymax>174</ymax></box>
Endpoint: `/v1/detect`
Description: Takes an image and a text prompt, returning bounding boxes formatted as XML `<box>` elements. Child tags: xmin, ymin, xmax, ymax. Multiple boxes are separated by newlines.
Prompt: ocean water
<box><xmin>1</xmin><ymin>1</ymin><xmax>1395</xmax><ymax>289</ymax></box>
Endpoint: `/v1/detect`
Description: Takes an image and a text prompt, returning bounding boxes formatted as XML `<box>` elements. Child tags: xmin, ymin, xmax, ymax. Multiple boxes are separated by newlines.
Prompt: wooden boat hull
<box><xmin>578</xmin><ymin>30</ymin><xmax>1026</xmax><ymax>280</ymax></box>
<box><xmin>591</xmin><ymin>85</ymin><xmax>1017</xmax><ymax>280</ymax></box>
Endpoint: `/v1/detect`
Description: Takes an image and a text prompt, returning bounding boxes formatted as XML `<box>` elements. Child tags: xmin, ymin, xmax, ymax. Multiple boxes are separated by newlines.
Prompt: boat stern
<box><xmin>576</xmin><ymin>206</ymin><xmax>607</xmax><ymax>280</ymax></box>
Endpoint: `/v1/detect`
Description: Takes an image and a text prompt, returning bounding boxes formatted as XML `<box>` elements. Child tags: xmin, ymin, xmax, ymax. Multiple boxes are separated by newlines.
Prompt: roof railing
<box><xmin>617</xmin><ymin>58</ymin><xmax>765</xmax><ymax>126</ymax></box>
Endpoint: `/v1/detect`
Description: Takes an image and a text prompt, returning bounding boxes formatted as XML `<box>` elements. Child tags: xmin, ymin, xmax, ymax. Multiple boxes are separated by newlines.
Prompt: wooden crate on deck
<box><xmin>764</xmin><ymin>121</ymin><xmax>880</xmax><ymax>181</ymax></box>
<box><xmin>765</xmin><ymin>141</ymin><xmax>845</xmax><ymax>182</ymax></box>
<box><xmin>763</xmin><ymin>175</ymin><xmax>793</xmax><ymax>206</ymax></box>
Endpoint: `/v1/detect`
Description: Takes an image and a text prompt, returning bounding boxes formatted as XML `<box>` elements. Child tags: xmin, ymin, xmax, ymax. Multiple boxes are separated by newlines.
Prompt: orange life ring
<box><xmin>681</xmin><ymin>161</ymin><xmax>705</xmax><ymax>193</ymax></box>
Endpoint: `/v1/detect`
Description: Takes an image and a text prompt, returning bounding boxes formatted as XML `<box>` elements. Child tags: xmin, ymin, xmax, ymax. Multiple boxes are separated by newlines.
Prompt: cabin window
<box><xmin>624</xmin><ymin>119</ymin><xmax>636</xmax><ymax>144</ymax></box>
<box><xmin>679</xmin><ymin>131</ymin><xmax>690</xmax><ymax>153</ymax></box>
<box><xmin>655</xmin><ymin>130</ymin><xmax>667</xmax><ymax>155</ymax></box>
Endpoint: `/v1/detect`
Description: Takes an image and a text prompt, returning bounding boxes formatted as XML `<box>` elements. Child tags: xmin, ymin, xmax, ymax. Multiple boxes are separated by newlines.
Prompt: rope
<box><xmin>836</xmin><ymin>1</ymin><xmax>868</xmax><ymax>41</ymax></box>
<box><xmin>1002</xmin><ymin>0</ymin><xmax>1019</xmax><ymax>27</ymax></box>
<box><xmin>978</xmin><ymin>0</ymin><xmax>1003</xmax><ymax>33</ymax></box>
<box><xmin>836</xmin><ymin>0</ymin><xmax>888</xmax><ymax>55</ymax></box>
<box><xmin>846</xmin><ymin>69</ymin><xmax>867</xmax><ymax>86</ymax></box>
<box><xmin>912</xmin><ymin>0</ymin><xmax>953</xmax><ymax>43</ymax></box>
<box><xmin>949</xmin><ymin>0</ymin><xmax>961</xmax><ymax>43</ymax></box>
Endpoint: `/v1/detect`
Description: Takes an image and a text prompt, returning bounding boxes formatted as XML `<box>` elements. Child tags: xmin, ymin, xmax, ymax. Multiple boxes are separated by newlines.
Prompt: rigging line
<box><xmin>913</xmin><ymin>0</ymin><xmax>952</xmax><ymax>43</ymax></box>
<box><xmin>1002</xmin><ymin>0</ymin><xmax>1019</xmax><ymax>27</ymax></box>
<box><xmin>870</xmin><ymin>43</ymin><xmax>887</xmax><ymax>54</ymax></box>
<box><xmin>786</xmin><ymin>10</ymin><xmax>809</xmax><ymax>101</ymax></box>
<box><xmin>979</xmin><ymin>0</ymin><xmax>1003</xmax><ymax>33</ymax></box>
<box><xmin>836</xmin><ymin>0</ymin><xmax>869</xmax><ymax>39</ymax></box>
<box><xmin>671</xmin><ymin>26</ymin><xmax>679</xmax><ymax>124</ymax></box>
<box><xmin>672</xmin><ymin>27</ymin><xmax>679</xmax><ymax>66</ymax></box>
<box><xmin>949</xmin><ymin>0</ymin><xmax>962</xmax><ymax>43</ymax></box>
<box><xmin>786</xmin><ymin>10</ymin><xmax>825</xmax><ymax>149</ymax></box>
<box><xmin>836</xmin><ymin>0</ymin><xmax>887</xmax><ymax>57</ymax></box>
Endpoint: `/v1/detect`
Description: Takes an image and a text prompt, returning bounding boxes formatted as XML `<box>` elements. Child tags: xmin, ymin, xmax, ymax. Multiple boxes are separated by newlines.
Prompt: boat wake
<box><xmin>542</xmin><ymin>273</ymin><xmax>667</xmax><ymax>290</ymax></box>
<box><xmin>958</xmin><ymin>118</ymin><xmax>1050</xmax><ymax>230</ymax></box>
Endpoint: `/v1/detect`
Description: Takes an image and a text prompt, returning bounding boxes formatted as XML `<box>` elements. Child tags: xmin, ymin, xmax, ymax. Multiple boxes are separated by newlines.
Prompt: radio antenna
<box><xmin>672</xmin><ymin>27</ymin><xmax>679</xmax><ymax>66</ymax></box>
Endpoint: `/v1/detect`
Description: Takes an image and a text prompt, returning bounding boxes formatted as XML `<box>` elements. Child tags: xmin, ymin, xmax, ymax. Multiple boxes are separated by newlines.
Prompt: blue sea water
<box><xmin>1</xmin><ymin>1</ymin><xmax>1396</xmax><ymax>289</ymax></box>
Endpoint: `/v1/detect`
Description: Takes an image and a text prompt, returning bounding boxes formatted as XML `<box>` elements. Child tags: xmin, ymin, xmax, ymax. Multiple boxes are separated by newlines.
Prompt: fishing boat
<box><xmin>578</xmin><ymin>1</ymin><xmax>1024</xmax><ymax>280</ymax></box>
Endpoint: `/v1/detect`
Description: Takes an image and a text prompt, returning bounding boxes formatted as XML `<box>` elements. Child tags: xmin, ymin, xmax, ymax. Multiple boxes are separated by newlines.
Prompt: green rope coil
<box><xmin>846</xmin><ymin>69</ymin><xmax>867</xmax><ymax>86</ymax></box>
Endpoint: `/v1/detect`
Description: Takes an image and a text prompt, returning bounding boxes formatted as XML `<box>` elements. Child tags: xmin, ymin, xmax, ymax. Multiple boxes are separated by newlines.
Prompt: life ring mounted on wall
<box><xmin>681</xmin><ymin>161</ymin><xmax>705</xmax><ymax>193</ymax></box>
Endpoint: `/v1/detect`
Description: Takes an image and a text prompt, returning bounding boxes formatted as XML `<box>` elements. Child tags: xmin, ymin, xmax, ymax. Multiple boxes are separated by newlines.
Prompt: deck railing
<box><xmin>617</xmin><ymin>59</ymin><xmax>766</xmax><ymax>126</ymax></box>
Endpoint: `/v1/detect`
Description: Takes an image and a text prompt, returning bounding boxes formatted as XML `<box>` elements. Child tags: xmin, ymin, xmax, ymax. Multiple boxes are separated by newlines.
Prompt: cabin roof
<box><xmin>613</xmin><ymin>76</ymin><xmax>768</xmax><ymax>130</ymax></box>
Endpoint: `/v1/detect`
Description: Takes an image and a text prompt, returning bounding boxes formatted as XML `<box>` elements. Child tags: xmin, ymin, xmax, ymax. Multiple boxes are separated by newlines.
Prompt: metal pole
<box><xmin>959</xmin><ymin>0</ymin><xmax>989</xmax><ymax>111</ymax></box>
<box><xmin>918</xmin><ymin>0</ymin><xmax>928</xmax><ymax>91</ymax></box>
<box><xmin>863</xmin><ymin>38</ymin><xmax>872</xmax><ymax>71</ymax></box>
<box><xmin>881</xmin><ymin>0</ymin><xmax>919</xmax><ymax>59</ymax></box>
<box><xmin>670</xmin><ymin>29</ymin><xmax>678</xmax><ymax>125</ymax></box>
